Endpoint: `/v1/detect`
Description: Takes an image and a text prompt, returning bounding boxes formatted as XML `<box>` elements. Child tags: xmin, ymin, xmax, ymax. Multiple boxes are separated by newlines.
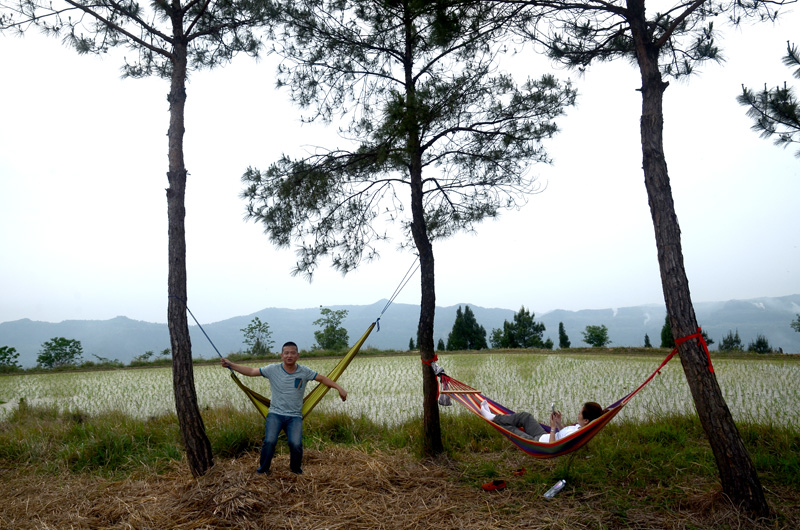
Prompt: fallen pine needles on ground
<box><xmin>2</xmin><ymin>445</ymin><xmax>798</xmax><ymax>530</ymax></box>
<box><xmin>1</xmin><ymin>404</ymin><xmax>798</xmax><ymax>529</ymax></box>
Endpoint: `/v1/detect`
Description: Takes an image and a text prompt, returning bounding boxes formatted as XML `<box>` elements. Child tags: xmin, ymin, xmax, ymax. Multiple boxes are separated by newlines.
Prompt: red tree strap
<box><xmin>420</xmin><ymin>354</ymin><xmax>438</xmax><ymax>366</ymax></box>
<box><xmin>421</xmin><ymin>354</ymin><xmax>440</xmax><ymax>399</ymax></box>
<box><xmin>675</xmin><ymin>327</ymin><xmax>714</xmax><ymax>373</ymax></box>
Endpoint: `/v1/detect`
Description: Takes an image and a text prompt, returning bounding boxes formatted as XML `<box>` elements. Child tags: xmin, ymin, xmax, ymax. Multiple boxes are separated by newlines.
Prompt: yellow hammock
<box><xmin>182</xmin><ymin>259</ymin><xmax>417</xmax><ymax>419</ymax></box>
<box><xmin>229</xmin><ymin>321</ymin><xmax>376</xmax><ymax>419</ymax></box>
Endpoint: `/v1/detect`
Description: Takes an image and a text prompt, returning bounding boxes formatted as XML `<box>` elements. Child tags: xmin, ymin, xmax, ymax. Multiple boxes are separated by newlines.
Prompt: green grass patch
<box><xmin>2</xmin><ymin>398</ymin><xmax>798</xmax><ymax>502</ymax></box>
<box><xmin>204</xmin><ymin>406</ymin><xmax>263</xmax><ymax>457</ymax></box>
<box><xmin>0</xmin><ymin>398</ymin><xmax>181</xmax><ymax>477</ymax></box>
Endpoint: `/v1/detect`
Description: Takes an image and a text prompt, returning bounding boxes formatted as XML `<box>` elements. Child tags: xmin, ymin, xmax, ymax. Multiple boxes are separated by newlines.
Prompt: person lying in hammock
<box><xmin>480</xmin><ymin>400</ymin><xmax>603</xmax><ymax>443</ymax></box>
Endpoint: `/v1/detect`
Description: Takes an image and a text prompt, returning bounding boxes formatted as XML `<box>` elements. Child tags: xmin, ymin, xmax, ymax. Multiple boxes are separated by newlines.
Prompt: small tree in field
<box><xmin>719</xmin><ymin>330</ymin><xmax>744</xmax><ymax>353</ymax></box>
<box><xmin>644</xmin><ymin>334</ymin><xmax>652</xmax><ymax>348</ymax></box>
<box><xmin>133</xmin><ymin>350</ymin><xmax>155</xmax><ymax>363</ymax></box>
<box><xmin>446</xmin><ymin>306</ymin><xmax>488</xmax><ymax>351</ymax></box>
<box><xmin>660</xmin><ymin>317</ymin><xmax>716</xmax><ymax>348</ymax></box>
<box><xmin>0</xmin><ymin>345</ymin><xmax>21</xmax><ymax>372</ymax></box>
<box><xmin>37</xmin><ymin>337</ymin><xmax>83</xmax><ymax>369</ymax></box>
<box><xmin>313</xmin><ymin>308</ymin><xmax>349</xmax><ymax>351</ymax></box>
<box><xmin>791</xmin><ymin>314</ymin><xmax>800</xmax><ymax>333</ymax></box>
<box><xmin>558</xmin><ymin>322</ymin><xmax>570</xmax><ymax>349</ymax></box>
<box><xmin>241</xmin><ymin>317</ymin><xmax>274</xmax><ymax>356</ymax></box>
<box><xmin>491</xmin><ymin>306</ymin><xmax>550</xmax><ymax>348</ymax></box>
<box><xmin>747</xmin><ymin>334</ymin><xmax>773</xmax><ymax>354</ymax></box>
<box><xmin>582</xmin><ymin>325</ymin><xmax>610</xmax><ymax>348</ymax></box>
<box><xmin>660</xmin><ymin>315</ymin><xmax>674</xmax><ymax>349</ymax></box>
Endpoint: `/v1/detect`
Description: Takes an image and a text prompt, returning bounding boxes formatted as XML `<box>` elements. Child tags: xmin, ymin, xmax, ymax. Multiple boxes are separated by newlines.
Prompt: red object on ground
<box><xmin>481</xmin><ymin>479</ymin><xmax>507</xmax><ymax>491</ymax></box>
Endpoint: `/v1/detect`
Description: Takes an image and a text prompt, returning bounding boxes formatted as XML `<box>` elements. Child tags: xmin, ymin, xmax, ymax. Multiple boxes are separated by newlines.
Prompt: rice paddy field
<box><xmin>2</xmin><ymin>351</ymin><xmax>798</xmax><ymax>429</ymax></box>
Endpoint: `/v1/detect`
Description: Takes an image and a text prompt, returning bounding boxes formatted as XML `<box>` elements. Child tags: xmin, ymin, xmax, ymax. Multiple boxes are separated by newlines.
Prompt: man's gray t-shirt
<box><xmin>259</xmin><ymin>363</ymin><xmax>318</xmax><ymax>417</ymax></box>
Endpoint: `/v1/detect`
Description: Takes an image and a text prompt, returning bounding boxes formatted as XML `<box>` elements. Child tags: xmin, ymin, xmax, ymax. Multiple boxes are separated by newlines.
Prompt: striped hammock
<box><xmin>231</xmin><ymin>321</ymin><xmax>376</xmax><ymax>419</ymax></box>
<box><xmin>437</xmin><ymin>347</ymin><xmax>679</xmax><ymax>458</ymax></box>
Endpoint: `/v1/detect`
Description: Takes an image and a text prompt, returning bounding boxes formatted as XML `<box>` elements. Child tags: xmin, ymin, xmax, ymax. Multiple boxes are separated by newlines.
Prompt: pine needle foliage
<box><xmin>241</xmin><ymin>0</ymin><xmax>576</xmax><ymax>278</ymax></box>
<box><xmin>739</xmin><ymin>41</ymin><xmax>800</xmax><ymax>157</ymax></box>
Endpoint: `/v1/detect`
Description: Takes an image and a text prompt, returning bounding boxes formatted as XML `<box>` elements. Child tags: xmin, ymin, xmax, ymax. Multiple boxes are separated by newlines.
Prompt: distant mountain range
<box><xmin>2</xmin><ymin>295</ymin><xmax>799</xmax><ymax>367</ymax></box>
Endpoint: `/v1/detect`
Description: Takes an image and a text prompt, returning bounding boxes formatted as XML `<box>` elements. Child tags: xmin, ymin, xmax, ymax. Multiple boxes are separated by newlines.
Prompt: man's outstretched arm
<box><xmin>315</xmin><ymin>374</ymin><xmax>347</xmax><ymax>401</ymax></box>
<box><xmin>220</xmin><ymin>358</ymin><xmax>260</xmax><ymax>377</ymax></box>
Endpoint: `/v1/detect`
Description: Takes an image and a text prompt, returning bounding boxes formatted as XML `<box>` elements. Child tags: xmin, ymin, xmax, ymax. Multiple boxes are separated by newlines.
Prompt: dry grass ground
<box><xmin>2</xmin><ymin>446</ymin><xmax>797</xmax><ymax>530</ymax></box>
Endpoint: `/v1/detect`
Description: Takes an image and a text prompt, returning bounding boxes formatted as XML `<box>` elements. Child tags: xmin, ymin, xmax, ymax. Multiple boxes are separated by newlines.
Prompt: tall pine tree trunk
<box><xmin>402</xmin><ymin>6</ymin><xmax>442</xmax><ymax>457</ymax></box>
<box><xmin>410</xmin><ymin>160</ymin><xmax>443</xmax><ymax>456</ymax></box>
<box><xmin>166</xmin><ymin>37</ymin><xmax>213</xmax><ymax>477</ymax></box>
<box><xmin>629</xmin><ymin>1</ymin><xmax>769</xmax><ymax>516</ymax></box>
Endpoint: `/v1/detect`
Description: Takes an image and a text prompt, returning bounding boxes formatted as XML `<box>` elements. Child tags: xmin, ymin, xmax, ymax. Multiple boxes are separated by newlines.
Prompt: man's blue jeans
<box><xmin>259</xmin><ymin>412</ymin><xmax>303</xmax><ymax>474</ymax></box>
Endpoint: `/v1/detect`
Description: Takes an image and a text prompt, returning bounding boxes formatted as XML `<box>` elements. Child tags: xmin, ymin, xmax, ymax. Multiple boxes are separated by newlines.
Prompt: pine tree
<box><xmin>239</xmin><ymin>1</ymin><xmax>575</xmax><ymax>457</ymax></box>
<box><xmin>512</xmin><ymin>306</ymin><xmax>546</xmax><ymax>348</ymax></box>
<box><xmin>644</xmin><ymin>334</ymin><xmax>652</xmax><ymax>348</ymax></box>
<box><xmin>558</xmin><ymin>322</ymin><xmax>571</xmax><ymax>349</ymax></box>
<box><xmin>0</xmin><ymin>0</ymin><xmax>274</xmax><ymax>477</ymax></box>
<box><xmin>447</xmin><ymin>307</ymin><xmax>468</xmax><ymax>351</ymax></box>
<box><xmin>719</xmin><ymin>330</ymin><xmax>744</xmax><ymax>352</ymax></box>
<box><xmin>446</xmin><ymin>306</ymin><xmax>487</xmax><ymax>350</ymax></box>
<box><xmin>512</xmin><ymin>0</ymin><xmax>785</xmax><ymax>514</ymax></box>
<box><xmin>747</xmin><ymin>334</ymin><xmax>773</xmax><ymax>354</ymax></box>
<box><xmin>490</xmin><ymin>306</ymin><xmax>548</xmax><ymax>348</ymax></box>
<box><xmin>463</xmin><ymin>306</ymin><xmax>489</xmax><ymax>350</ymax></box>
<box><xmin>660</xmin><ymin>315</ymin><xmax>674</xmax><ymax>349</ymax></box>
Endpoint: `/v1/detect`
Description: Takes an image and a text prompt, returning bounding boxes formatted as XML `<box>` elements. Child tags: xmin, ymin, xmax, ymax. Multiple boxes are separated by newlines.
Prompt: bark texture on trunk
<box><xmin>403</xmin><ymin>6</ymin><xmax>442</xmax><ymax>457</ymax></box>
<box><xmin>166</xmin><ymin>36</ymin><xmax>213</xmax><ymax>478</ymax></box>
<box><xmin>628</xmin><ymin>0</ymin><xmax>769</xmax><ymax>516</ymax></box>
<box><xmin>410</xmin><ymin>154</ymin><xmax>443</xmax><ymax>457</ymax></box>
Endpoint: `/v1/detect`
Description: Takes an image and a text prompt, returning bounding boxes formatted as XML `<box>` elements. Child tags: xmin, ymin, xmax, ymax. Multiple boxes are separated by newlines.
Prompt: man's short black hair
<box><xmin>582</xmin><ymin>402</ymin><xmax>604</xmax><ymax>422</ymax></box>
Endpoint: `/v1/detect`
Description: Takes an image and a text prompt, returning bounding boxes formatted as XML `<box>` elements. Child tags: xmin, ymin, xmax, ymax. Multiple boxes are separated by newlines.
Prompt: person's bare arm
<box><xmin>220</xmin><ymin>358</ymin><xmax>260</xmax><ymax>377</ymax></box>
<box><xmin>548</xmin><ymin>411</ymin><xmax>563</xmax><ymax>443</ymax></box>
<box><xmin>315</xmin><ymin>374</ymin><xmax>347</xmax><ymax>401</ymax></box>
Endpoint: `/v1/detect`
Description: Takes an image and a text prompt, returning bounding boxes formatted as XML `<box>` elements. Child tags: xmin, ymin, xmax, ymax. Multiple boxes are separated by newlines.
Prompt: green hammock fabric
<box><xmin>231</xmin><ymin>321</ymin><xmax>376</xmax><ymax>419</ymax></box>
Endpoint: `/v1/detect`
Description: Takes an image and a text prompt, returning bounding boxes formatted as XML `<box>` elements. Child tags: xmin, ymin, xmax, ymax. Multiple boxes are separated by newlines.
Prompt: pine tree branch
<box><xmin>63</xmin><ymin>0</ymin><xmax>172</xmax><ymax>58</ymax></box>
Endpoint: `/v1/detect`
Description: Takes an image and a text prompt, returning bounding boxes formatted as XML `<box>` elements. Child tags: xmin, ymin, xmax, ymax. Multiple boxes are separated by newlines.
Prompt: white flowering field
<box><xmin>1</xmin><ymin>353</ymin><xmax>798</xmax><ymax>429</ymax></box>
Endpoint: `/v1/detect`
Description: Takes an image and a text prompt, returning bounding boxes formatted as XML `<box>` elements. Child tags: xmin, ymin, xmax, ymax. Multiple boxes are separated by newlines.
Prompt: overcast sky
<box><xmin>1</xmin><ymin>9</ymin><xmax>799</xmax><ymax>326</ymax></box>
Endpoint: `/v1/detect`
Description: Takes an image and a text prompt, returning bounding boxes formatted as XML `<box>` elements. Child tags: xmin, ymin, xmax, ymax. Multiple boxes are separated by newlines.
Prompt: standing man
<box><xmin>220</xmin><ymin>341</ymin><xmax>347</xmax><ymax>474</ymax></box>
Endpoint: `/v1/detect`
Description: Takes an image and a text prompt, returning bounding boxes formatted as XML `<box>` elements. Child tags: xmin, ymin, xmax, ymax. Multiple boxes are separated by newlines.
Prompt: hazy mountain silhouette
<box><xmin>2</xmin><ymin>294</ymin><xmax>799</xmax><ymax>367</ymax></box>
